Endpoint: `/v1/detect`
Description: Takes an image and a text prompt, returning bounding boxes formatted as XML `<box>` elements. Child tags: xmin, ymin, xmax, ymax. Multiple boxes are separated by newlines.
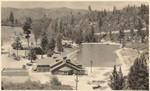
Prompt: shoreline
<box><xmin>82</xmin><ymin>41</ymin><xmax>121</xmax><ymax>46</ymax></box>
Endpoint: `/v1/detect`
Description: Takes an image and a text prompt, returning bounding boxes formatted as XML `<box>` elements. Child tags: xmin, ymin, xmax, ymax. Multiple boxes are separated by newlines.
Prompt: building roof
<box><xmin>58</xmin><ymin>66</ymin><xmax>72</xmax><ymax>71</ymax></box>
<box><xmin>36</xmin><ymin>58</ymin><xmax>56</xmax><ymax>66</ymax></box>
<box><xmin>36</xmin><ymin>56</ymin><xmax>84</xmax><ymax>72</ymax></box>
<box><xmin>2</xmin><ymin>68</ymin><xmax>28</xmax><ymax>72</ymax></box>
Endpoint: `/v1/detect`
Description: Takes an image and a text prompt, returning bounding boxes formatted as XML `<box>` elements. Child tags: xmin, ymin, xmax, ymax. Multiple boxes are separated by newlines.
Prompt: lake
<box><xmin>76</xmin><ymin>44</ymin><xmax>120</xmax><ymax>67</ymax></box>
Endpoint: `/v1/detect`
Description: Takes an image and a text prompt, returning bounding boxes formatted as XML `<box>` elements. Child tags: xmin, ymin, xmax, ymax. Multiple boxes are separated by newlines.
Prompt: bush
<box><xmin>32</xmin><ymin>47</ymin><xmax>44</xmax><ymax>55</ymax></box>
<box><xmin>11</xmin><ymin>42</ymin><xmax>23</xmax><ymax>50</ymax></box>
<box><xmin>50</xmin><ymin>76</ymin><xmax>61</xmax><ymax>86</ymax></box>
<box><xmin>128</xmin><ymin>53</ymin><xmax>149</xmax><ymax>90</ymax></box>
<box><xmin>2</xmin><ymin>79</ymin><xmax>72</xmax><ymax>90</ymax></box>
<box><xmin>47</xmin><ymin>50</ymin><xmax>53</xmax><ymax>57</ymax></box>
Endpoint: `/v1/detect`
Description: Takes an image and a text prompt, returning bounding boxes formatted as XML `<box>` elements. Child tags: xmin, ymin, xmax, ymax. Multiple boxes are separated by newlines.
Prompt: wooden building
<box><xmin>36</xmin><ymin>57</ymin><xmax>85</xmax><ymax>75</ymax></box>
<box><xmin>2</xmin><ymin>68</ymin><xmax>28</xmax><ymax>76</ymax></box>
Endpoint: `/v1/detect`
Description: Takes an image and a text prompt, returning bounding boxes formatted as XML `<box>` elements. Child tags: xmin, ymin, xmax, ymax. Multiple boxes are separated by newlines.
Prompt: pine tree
<box><xmin>9</xmin><ymin>12</ymin><xmax>14</xmax><ymax>23</ymax></box>
<box><xmin>23</xmin><ymin>17</ymin><xmax>32</xmax><ymax>48</ymax></box>
<box><xmin>137</xmin><ymin>18</ymin><xmax>143</xmax><ymax>42</ymax></box>
<box><xmin>130</xmin><ymin>29</ymin><xmax>135</xmax><ymax>40</ymax></box>
<box><xmin>118</xmin><ymin>28</ymin><xmax>125</xmax><ymax>44</ymax></box>
<box><xmin>28</xmin><ymin>48</ymin><xmax>37</xmax><ymax>63</ymax></box>
<box><xmin>71</xmin><ymin>15</ymin><xmax>74</xmax><ymax>25</ymax></box>
<box><xmin>88</xmin><ymin>5</ymin><xmax>92</xmax><ymax>11</ymax></box>
<box><xmin>109</xmin><ymin>30</ymin><xmax>113</xmax><ymax>41</ymax></box>
<box><xmin>109</xmin><ymin>65</ymin><xmax>119</xmax><ymax>89</ymax></box>
<box><xmin>75</xmin><ymin>27</ymin><xmax>83</xmax><ymax>45</ymax></box>
<box><xmin>113</xmin><ymin>6</ymin><xmax>117</xmax><ymax>14</ymax></box>
<box><xmin>109</xmin><ymin>65</ymin><xmax>125</xmax><ymax>90</ymax></box>
<box><xmin>46</xmin><ymin>37</ymin><xmax>55</xmax><ymax>57</ymax></box>
<box><xmin>90</xmin><ymin>25</ymin><xmax>95</xmax><ymax>42</ymax></box>
<box><xmin>56</xmin><ymin>33</ymin><xmax>63</xmax><ymax>53</ymax></box>
<box><xmin>98</xmin><ymin>16</ymin><xmax>102</xmax><ymax>41</ymax></box>
<box><xmin>118</xmin><ymin>67</ymin><xmax>125</xmax><ymax>89</ymax></box>
<box><xmin>104</xmin><ymin>9</ymin><xmax>107</xmax><ymax>16</ymax></box>
<box><xmin>128</xmin><ymin>54</ymin><xmax>149</xmax><ymax>90</ymax></box>
<box><xmin>41</xmin><ymin>32</ymin><xmax>48</xmax><ymax>53</ymax></box>
<box><xmin>11</xmin><ymin>36</ymin><xmax>23</xmax><ymax>59</ymax></box>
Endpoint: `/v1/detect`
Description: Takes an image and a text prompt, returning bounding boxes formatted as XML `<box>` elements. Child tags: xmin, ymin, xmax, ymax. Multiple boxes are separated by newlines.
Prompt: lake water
<box><xmin>76</xmin><ymin>44</ymin><xmax>120</xmax><ymax>67</ymax></box>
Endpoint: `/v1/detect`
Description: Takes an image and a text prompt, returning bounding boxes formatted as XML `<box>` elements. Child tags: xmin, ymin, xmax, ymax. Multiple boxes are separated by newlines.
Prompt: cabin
<box><xmin>35</xmin><ymin>57</ymin><xmax>85</xmax><ymax>75</ymax></box>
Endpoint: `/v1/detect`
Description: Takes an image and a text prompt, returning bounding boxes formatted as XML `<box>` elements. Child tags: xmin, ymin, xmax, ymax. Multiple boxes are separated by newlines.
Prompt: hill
<box><xmin>1</xmin><ymin>7</ymin><xmax>88</xmax><ymax>24</ymax></box>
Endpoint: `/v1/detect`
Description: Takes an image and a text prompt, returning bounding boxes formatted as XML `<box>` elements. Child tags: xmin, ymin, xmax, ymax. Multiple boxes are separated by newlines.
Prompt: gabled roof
<box><xmin>51</xmin><ymin>60</ymin><xmax>84</xmax><ymax>72</ymax></box>
<box><xmin>58</xmin><ymin>66</ymin><xmax>72</xmax><ymax>71</ymax></box>
<box><xmin>36</xmin><ymin>58</ymin><xmax>56</xmax><ymax>66</ymax></box>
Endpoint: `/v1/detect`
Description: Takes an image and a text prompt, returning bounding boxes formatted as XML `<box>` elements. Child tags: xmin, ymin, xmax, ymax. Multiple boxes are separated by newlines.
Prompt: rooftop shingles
<box><xmin>36</xmin><ymin>58</ymin><xmax>56</xmax><ymax>66</ymax></box>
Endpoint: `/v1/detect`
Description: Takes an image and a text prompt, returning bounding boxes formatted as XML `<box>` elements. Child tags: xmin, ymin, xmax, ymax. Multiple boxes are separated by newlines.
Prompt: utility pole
<box><xmin>90</xmin><ymin>61</ymin><xmax>93</xmax><ymax>73</ymax></box>
<box><xmin>75</xmin><ymin>71</ymin><xmax>79</xmax><ymax>90</ymax></box>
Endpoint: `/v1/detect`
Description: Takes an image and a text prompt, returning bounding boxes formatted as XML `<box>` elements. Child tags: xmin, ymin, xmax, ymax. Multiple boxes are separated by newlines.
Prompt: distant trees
<box><xmin>31</xmin><ymin>17</ymin><xmax>51</xmax><ymax>45</ymax></box>
<box><xmin>109</xmin><ymin>65</ymin><xmax>125</xmax><ymax>90</ymax></box>
<box><xmin>128</xmin><ymin>54</ymin><xmax>149</xmax><ymax>90</ymax></box>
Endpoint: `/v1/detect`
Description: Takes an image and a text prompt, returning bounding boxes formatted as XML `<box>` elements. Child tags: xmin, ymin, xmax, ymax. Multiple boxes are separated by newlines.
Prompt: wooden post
<box><xmin>90</xmin><ymin>61</ymin><xmax>93</xmax><ymax>73</ymax></box>
<box><xmin>8</xmin><ymin>48</ymin><xmax>10</xmax><ymax>57</ymax></box>
<box><xmin>75</xmin><ymin>71</ymin><xmax>79</xmax><ymax>90</ymax></box>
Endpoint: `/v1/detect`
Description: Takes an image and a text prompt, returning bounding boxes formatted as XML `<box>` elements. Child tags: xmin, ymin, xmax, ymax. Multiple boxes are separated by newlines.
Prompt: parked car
<box><xmin>26</xmin><ymin>63</ymin><xmax>32</xmax><ymax>66</ymax></box>
<box><xmin>93</xmin><ymin>85</ymin><xmax>101</xmax><ymax>89</ymax></box>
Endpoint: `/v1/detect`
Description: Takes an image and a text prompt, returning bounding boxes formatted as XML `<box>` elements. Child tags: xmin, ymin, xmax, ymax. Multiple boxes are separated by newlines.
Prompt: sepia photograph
<box><xmin>1</xmin><ymin>0</ymin><xmax>149</xmax><ymax>90</ymax></box>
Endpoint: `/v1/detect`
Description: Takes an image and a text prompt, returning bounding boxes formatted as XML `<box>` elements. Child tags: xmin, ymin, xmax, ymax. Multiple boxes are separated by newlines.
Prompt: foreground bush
<box><xmin>2</xmin><ymin>79</ymin><xmax>72</xmax><ymax>90</ymax></box>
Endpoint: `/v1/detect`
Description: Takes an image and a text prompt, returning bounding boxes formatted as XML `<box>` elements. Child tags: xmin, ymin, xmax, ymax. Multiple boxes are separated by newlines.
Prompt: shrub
<box><xmin>47</xmin><ymin>50</ymin><xmax>53</xmax><ymax>57</ymax></box>
<box><xmin>50</xmin><ymin>76</ymin><xmax>61</xmax><ymax>86</ymax></box>
<box><xmin>32</xmin><ymin>47</ymin><xmax>44</xmax><ymax>55</ymax></box>
<box><xmin>2</xmin><ymin>79</ymin><xmax>72</xmax><ymax>90</ymax></box>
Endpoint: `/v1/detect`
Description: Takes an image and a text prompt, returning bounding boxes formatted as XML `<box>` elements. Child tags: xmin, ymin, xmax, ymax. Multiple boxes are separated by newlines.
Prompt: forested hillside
<box><xmin>2</xmin><ymin>4</ymin><xmax>149</xmax><ymax>43</ymax></box>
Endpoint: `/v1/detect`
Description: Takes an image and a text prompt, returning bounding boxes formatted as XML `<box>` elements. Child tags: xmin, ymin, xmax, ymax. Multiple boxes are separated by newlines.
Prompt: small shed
<box><xmin>1</xmin><ymin>68</ymin><xmax>28</xmax><ymax>76</ymax></box>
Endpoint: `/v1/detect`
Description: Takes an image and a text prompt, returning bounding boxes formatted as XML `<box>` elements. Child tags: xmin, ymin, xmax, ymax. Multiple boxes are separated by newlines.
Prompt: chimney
<box><xmin>63</xmin><ymin>56</ymin><xmax>67</xmax><ymax>60</ymax></box>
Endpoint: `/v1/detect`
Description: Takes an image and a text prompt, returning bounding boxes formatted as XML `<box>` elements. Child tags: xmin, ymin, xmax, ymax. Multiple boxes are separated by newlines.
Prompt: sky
<box><xmin>1</xmin><ymin>1</ymin><xmax>148</xmax><ymax>11</ymax></box>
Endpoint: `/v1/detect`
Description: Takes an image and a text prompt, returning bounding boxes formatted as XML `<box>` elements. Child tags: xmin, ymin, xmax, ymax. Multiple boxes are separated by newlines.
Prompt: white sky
<box><xmin>1</xmin><ymin>1</ymin><xmax>149</xmax><ymax>11</ymax></box>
